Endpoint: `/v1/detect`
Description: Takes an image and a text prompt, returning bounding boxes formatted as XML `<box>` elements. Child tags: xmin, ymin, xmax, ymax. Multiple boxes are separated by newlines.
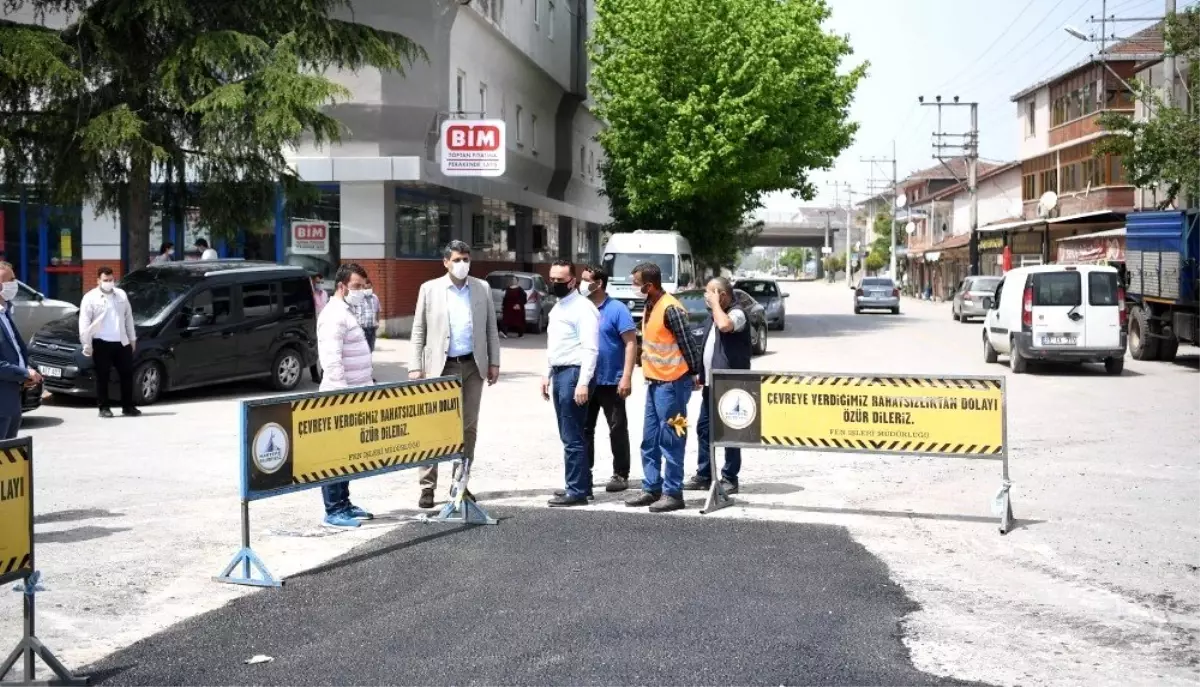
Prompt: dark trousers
<box><xmin>696</xmin><ymin>386</ymin><xmax>742</xmax><ymax>484</ymax></box>
<box><xmin>551</xmin><ymin>365</ymin><xmax>591</xmax><ymax>499</ymax></box>
<box><xmin>93</xmin><ymin>339</ymin><xmax>135</xmax><ymax>410</ymax></box>
<box><xmin>584</xmin><ymin>384</ymin><xmax>630</xmax><ymax>478</ymax></box>
<box><xmin>363</xmin><ymin>327</ymin><xmax>378</xmax><ymax>352</ymax></box>
<box><xmin>0</xmin><ymin>408</ymin><xmax>21</xmax><ymax>439</ymax></box>
<box><xmin>322</xmin><ymin>481</ymin><xmax>350</xmax><ymax>515</ymax></box>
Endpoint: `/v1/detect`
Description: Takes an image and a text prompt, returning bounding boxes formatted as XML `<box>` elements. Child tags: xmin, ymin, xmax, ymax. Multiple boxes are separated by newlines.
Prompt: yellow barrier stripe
<box><xmin>288</xmin><ymin>443</ymin><xmax>466</xmax><ymax>485</ymax></box>
<box><xmin>753</xmin><ymin>374</ymin><xmax>1003</xmax><ymax>390</ymax></box>
<box><xmin>2</xmin><ymin>447</ymin><xmax>28</xmax><ymax>463</ymax></box>
<box><xmin>758</xmin><ymin>436</ymin><xmax>1002</xmax><ymax>454</ymax></box>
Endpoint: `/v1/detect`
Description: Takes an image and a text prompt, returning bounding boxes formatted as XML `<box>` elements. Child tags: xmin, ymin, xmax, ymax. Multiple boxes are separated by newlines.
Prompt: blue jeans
<box><xmin>322</xmin><ymin>481</ymin><xmax>350</xmax><ymax>516</ymax></box>
<box><xmin>696</xmin><ymin>387</ymin><xmax>741</xmax><ymax>484</ymax></box>
<box><xmin>552</xmin><ymin>366</ymin><xmax>591</xmax><ymax>499</ymax></box>
<box><xmin>641</xmin><ymin>377</ymin><xmax>694</xmax><ymax>497</ymax></box>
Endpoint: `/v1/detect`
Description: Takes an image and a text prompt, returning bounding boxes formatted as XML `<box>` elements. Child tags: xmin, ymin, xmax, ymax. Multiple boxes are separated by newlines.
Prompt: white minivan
<box><xmin>601</xmin><ymin>231</ymin><xmax>697</xmax><ymax>322</ymax></box>
<box><xmin>982</xmin><ymin>264</ymin><xmax>1127</xmax><ymax>375</ymax></box>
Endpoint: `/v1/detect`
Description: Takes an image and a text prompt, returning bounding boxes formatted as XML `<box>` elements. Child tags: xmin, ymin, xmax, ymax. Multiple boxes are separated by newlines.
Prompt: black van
<box><xmin>28</xmin><ymin>260</ymin><xmax>317</xmax><ymax>405</ymax></box>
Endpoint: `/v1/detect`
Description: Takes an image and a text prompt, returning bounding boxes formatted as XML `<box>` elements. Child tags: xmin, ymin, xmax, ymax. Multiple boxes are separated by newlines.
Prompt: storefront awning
<box><xmin>1055</xmin><ymin>227</ymin><xmax>1127</xmax><ymax>242</ymax></box>
<box><xmin>1046</xmin><ymin>210</ymin><xmax>1124</xmax><ymax>225</ymax></box>
<box><xmin>977</xmin><ymin>218</ymin><xmax>1044</xmax><ymax>233</ymax></box>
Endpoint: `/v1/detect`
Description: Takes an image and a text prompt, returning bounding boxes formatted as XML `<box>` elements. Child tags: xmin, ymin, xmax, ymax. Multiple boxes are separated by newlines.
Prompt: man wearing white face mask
<box><xmin>79</xmin><ymin>266</ymin><xmax>140</xmax><ymax>418</ymax></box>
<box><xmin>352</xmin><ymin>278</ymin><xmax>381</xmax><ymax>352</ymax></box>
<box><xmin>0</xmin><ymin>262</ymin><xmax>40</xmax><ymax>438</ymax></box>
<box><xmin>409</xmin><ymin>241</ymin><xmax>500</xmax><ymax>510</ymax></box>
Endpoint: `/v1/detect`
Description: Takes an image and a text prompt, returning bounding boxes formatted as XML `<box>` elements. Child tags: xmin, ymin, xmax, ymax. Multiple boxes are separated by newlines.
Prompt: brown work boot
<box><xmin>648</xmin><ymin>494</ymin><xmax>686</xmax><ymax>513</ymax></box>
<box><xmin>624</xmin><ymin>491</ymin><xmax>659</xmax><ymax>507</ymax></box>
<box><xmin>418</xmin><ymin>488</ymin><xmax>434</xmax><ymax>509</ymax></box>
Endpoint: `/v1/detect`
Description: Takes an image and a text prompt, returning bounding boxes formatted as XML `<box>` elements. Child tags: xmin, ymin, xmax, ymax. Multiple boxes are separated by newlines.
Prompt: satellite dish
<box><xmin>1008</xmin><ymin>200</ymin><xmax>1024</xmax><ymax>219</ymax></box>
<box><xmin>905</xmin><ymin>221</ymin><xmax>917</xmax><ymax>235</ymax></box>
<box><xmin>895</xmin><ymin>192</ymin><xmax>908</xmax><ymax>209</ymax></box>
<box><xmin>1037</xmin><ymin>191</ymin><xmax>1059</xmax><ymax>218</ymax></box>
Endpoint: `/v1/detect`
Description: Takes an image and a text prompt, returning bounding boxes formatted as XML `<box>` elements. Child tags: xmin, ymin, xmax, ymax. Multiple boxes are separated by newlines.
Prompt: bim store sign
<box><xmin>440</xmin><ymin>119</ymin><xmax>506</xmax><ymax>177</ymax></box>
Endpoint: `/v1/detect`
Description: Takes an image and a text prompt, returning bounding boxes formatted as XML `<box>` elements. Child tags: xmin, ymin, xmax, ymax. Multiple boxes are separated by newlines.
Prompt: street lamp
<box><xmin>1063</xmin><ymin>25</ymin><xmax>1089</xmax><ymax>41</ymax></box>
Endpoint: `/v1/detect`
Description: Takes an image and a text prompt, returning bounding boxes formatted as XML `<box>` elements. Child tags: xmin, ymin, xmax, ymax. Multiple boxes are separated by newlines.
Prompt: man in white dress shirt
<box><xmin>541</xmin><ymin>260</ymin><xmax>600</xmax><ymax>507</ymax></box>
<box><xmin>78</xmin><ymin>266</ymin><xmax>140</xmax><ymax>418</ymax></box>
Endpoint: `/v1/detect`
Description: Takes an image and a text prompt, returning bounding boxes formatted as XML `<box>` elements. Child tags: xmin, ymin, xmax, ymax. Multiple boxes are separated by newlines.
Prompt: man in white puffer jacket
<box><xmin>316</xmin><ymin>263</ymin><xmax>376</xmax><ymax>529</ymax></box>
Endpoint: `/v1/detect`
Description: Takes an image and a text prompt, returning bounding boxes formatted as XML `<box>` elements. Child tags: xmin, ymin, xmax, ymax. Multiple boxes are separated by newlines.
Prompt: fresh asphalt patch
<box><xmin>88</xmin><ymin>508</ymin><xmax>984</xmax><ymax>686</ymax></box>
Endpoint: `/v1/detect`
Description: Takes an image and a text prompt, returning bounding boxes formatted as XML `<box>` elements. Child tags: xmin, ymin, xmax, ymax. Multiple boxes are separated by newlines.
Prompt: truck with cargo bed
<box><xmin>1124</xmin><ymin>210</ymin><xmax>1199</xmax><ymax>361</ymax></box>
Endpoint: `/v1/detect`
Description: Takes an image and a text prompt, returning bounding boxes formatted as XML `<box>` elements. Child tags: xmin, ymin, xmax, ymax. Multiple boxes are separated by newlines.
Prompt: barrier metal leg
<box><xmin>995</xmin><ymin>479</ymin><xmax>1015</xmax><ymax>535</ymax></box>
<box><xmin>214</xmin><ymin>501</ymin><xmax>282</xmax><ymax>587</ymax></box>
<box><xmin>0</xmin><ymin>582</ymin><xmax>88</xmax><ymax>685</ymax></box>
<box><xmin>699</xmin><ymin>478</ymin><xmax>733</xmax><ymax>515</ymax></box>
<box><xmin>433</xmin><ymin>458</ymin><xmax>497</xmax><ymax>526</ymax></box>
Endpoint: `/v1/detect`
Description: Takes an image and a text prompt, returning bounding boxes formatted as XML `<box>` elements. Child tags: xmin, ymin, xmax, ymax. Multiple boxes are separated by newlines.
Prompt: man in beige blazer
<box><xmin>409</xmin><ymin>240</ymin><xmax>501</xmax><ymax>509</ymax></box>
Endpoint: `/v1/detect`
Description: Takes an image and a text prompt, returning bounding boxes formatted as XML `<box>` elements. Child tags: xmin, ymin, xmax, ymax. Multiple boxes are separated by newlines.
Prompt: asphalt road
<box><xmin>85</xmin><ymin>508</ymin><xmax>976</xmax><ymax>686</ymax></box>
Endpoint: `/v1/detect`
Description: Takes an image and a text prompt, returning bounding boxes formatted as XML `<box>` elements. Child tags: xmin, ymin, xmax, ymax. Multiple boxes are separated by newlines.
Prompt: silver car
<box><xmin>9</xmin><ymin>280</ymin><xmax>78</xmax><ymax>343</ymax></box>
<box><xmin>951</xmin><ymin>275</ymin><xmax>1002</xmax><ymax>323</ymax></box>
<box><xmin>486</xmin><ymin>271</ymin><xmax>556</xmax><ymax>334</ymax></box>
<box><xmin>854</xmin><ymin>277</ymin><xmax>900</xmax><ymax>314</ymax></box>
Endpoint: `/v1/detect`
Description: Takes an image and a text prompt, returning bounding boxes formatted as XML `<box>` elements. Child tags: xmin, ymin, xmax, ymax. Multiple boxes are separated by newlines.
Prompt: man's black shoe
<box><xmin>99</xmin><ymin>408</ymin><xmax>114</xmax><ymax>418</ymax></box>
<box><xmin>547</xmin><ymin>493</ymin><xmax>589</xmax><ymax>507</ymax></box>
<box><xmin>553</xmin><ymin>488</ymin><xmax>594</xmax><ymax>500</ymax></box>
<box><xmin>122</xmin><ymin>407</ymin><xmax>142</xmax><ymax>417</ymax></box>
<box><xmin>418</xmin><ymin>489</ymin><xmax>435</xmax><ymax>509</ymax></box>
<box><xmin>682</xmin><ymin>475</ymin><xmax>711</xmax><ymax>491</ymax></box>
<box><xmin>625</xmin><ymin>491</ymin><xmax>660</xmax><ymax>507</ymax></box>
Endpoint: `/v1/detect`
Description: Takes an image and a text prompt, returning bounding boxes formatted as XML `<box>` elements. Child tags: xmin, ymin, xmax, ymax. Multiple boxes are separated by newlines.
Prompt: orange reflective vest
<box><xmin>641</xmin><ymin>293</ymin><xmax>690</xmax><ymax>382</ymax></box>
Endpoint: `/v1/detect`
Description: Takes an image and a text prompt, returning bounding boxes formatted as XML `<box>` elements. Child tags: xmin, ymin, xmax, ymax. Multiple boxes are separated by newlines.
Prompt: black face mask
<box><xmin>551</xmin><ymin>282</ymin><xmax>572</xmax><ymax>298</ymax></box>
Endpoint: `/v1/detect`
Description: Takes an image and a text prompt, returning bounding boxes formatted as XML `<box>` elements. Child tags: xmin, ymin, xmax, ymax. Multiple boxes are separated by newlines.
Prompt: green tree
<box><xmin>1096</xmin><ymin>6</ymin><xmax>1199</xmax><ymax>208</ymax></box>
<box><xmin>778</xmin><ymin>247</ymin><xmax>809</xmax><ymax>272</ymax></box>
<box><xmin>0</xmin><ymin>0</ymin><xmax>422</xmax><ymax>267</ymax></box>
<box><xmin>864</xmin><ymin>252</ymin><xmax>885</xmax><ymax>273</ymax></box>
<box><xmin>823</xmin><ymin>253</ymin><xmax>844</xmax><ymax>274</ymax></box>
<box><xmin>590</xmin><ymin>0</ymin><xmax>865</xmax><ymax>268</ymax></box>
<box><xmin>867</xmin><ymin>210</ymin><xmax>896</xmax><ymax>268</ymax></box>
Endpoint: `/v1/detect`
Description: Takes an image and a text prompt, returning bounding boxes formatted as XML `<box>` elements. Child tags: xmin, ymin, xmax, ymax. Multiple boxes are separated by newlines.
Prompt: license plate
<box><xmin>1043</xmin><ymin>335</ymin><xmax>1077</xmax><ymax>346</ymax></box>
<box><xmin>37</xmin><ymin>365</ymin><xmax>62</xmax><ymax>378</ymax></box>
<box><xmin>869</xmin><ymin>291</ymin><xmax>888</xmax><ymax>297</ymax></box>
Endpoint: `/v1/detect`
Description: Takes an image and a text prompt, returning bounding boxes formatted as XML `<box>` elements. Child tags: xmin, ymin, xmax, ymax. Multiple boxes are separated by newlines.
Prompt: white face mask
<box><xmin>99</xmin><ymin>281</ymin><xmax>115</xmax><ymax>293</ymax></box>
<box><xmin>363</xmin><ymin>288</ymin><xmax>374</xmax><ymax>298</ymax></box>
<box><xmin>449</xmin><ymin>261</ymin><xmax>470</xmax><ymax>281</ymax></box>
<box><xmin>578</xmin><ymin>280</ymin><xmax>593</xmax><ymax>297</ymax></box>
<box><xmin>345</xmin><ymin>289</ymin><xmax>366</xmax><ymax>306</ymax></box>
<box><xmin>0</xmin><ymin>281</ymin><xmax>17</xmax><ymax>302</ymax></box>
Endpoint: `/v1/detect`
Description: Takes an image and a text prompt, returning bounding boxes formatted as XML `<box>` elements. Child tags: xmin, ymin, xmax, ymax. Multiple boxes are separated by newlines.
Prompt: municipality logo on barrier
<box><xmin>718</xmin><ymin>389</ymin><xmax>756</xmax><ymax>430</ymax></box>
<box><xmin>253</xmin><ymin>423</ymin><xmax>290</xmax><ymax>474</ymax></box>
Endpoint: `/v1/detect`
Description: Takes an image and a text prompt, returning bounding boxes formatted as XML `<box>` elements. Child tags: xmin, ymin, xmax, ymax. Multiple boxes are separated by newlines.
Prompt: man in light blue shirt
<box><xmin>581</xmin><ymin>265</ymin><xmax>636</xmax><ymax>492</ymax></box>
<box><xmin>446</xmin><ymin>277</ymin><xmax>474</xmax><ymax>357</ymax></box>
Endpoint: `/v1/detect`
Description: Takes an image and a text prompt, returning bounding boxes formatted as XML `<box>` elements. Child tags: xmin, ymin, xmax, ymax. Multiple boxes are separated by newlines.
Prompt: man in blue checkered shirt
<box><xmin>352</xmin><ymin>279</ymin><xmax>381</xmax><ymax>351</ymax></box>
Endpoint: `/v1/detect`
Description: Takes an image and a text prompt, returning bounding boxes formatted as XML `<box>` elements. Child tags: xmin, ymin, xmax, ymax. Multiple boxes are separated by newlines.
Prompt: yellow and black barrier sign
<box><xmin>0</xmin><ymin>438</ymin><xmax>32</xmax><ymax>585</ymax></box>
<box><xmin>241</xmin><ymin>377</ymin><xmax>465</xmax><ymax>500</ymax></box>
<box><xmin>711</xmin><ymin>371</ymin><xmax>1006</xmax><ymax>458</ymax></box>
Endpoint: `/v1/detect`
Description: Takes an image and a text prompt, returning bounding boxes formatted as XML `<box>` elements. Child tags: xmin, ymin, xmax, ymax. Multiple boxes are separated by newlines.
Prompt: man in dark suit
<box><xmin>0</xmin><ymin>262</ymin><xmax>40</xmax><ymax>438</ymax></box>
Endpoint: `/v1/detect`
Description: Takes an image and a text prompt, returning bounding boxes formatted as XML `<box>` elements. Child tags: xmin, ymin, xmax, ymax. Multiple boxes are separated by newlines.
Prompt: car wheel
<box><xmin>134</xmin><ymin>361</ymin><xmax>164</xmax><ymax>405</ymax></box>
<box><xmin>891</xmin><ymin>307</ymin><xmax>900</xmax><ymax>315</ymax></box>
<box><xmin>271</xmin><ymin>346</ymin><xmax>304</xmax><ymax>391</ymax></box>
<box><xmin>753</xmin><ymin>323</ymin><xmax>768</xmax><ymax>355</ymax></box>
<box><xmin>1128</xmin><ymin>306</ymin><xmax>1159</xmax><ymax>360</ymax></box>
<box><xmin>984</xmin><ymin>334</ymin><xmax>999</xmax><ymax>364</ymax></box>
<box><xmin>853</xmin><ymin>307</ymin><xmax>861</xmax><ymax>314</ymax></box>
<box><xmin>1009</xmin><ymin>338</ymin><xmax>1027</xmax><ymax>374</ymax></box>
<box><xmin>1104</xmin><ymin>356</ymin><xmax>1125</xmax><ymax>375</ymax></box>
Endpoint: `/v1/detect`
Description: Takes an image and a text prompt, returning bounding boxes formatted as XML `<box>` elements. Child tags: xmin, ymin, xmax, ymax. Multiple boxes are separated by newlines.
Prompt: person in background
<box><xmin>409</xmin><ymin>240</ymin><xmax>501</xmax><ymax>509</ymax></box>
<box><xmin>194</xmin><ymin>238</ymin><xmax>219</xmax><ymax>260</ymax></box>
<box><xmin>580</xmin><ymin>264</ymin><xmax>635</xmax><ymax>492</ymax></box>
<box><xmin>501</xmin><ymin>276</ymin><xmax>527</xmax><ymax>339</ymax></box>
<box><xmin>625</xmin><ymin>262</ymin><xmax>701</xmax><ymax>513</ymax></box>
<box><xmin>316</xmin><ymin>262</ymin><xmax>376</xmax><ymax>529</ymax></box>
<box><xmin>78</xmin><ymin>266</ymin><xmax>140</xmax><ymax>419</ymax></box>
<box><xmin>150</xmin><ymin>242</ymin><xmax>174</xmax><ymax>265</ymax></box>
<box><xmin>310</xmin><ymin>273</ymin><xmax>328</xmax><ymax>383</ymax></box>
<box><xmin>0</xmin><ymin>262</ymin><xmax>40</xmax><ymax>438</ymax></box>
<box><xmin>542</xmin><ymin>260</ymin><xmax>600</xmax><ymax>506</ymax></box>
<box><xmin>355</xmin><ymin>278</ymin><xmax>381</xmax><ymax>352</ymax></box>
<box><xmin>684</xmin><ymin>277</ymin><xmax>750</xmax><ymax>495</ymax></box>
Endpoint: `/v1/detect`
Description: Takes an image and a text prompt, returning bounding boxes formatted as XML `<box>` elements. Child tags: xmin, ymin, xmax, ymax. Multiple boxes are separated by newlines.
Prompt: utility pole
<box><xmin>919</xmin><ymin>95</ymin><xmax>980</xmax><ymax>276</ymax></box>
<box><xmin>861</xmin><ymin>140</ymin><xmax>900</xmax><ymax>277</ymax></box>
<box><xmin>818</xmin><ymin>209</ymin><xmax>836</xmax><ymax>279</ymax></box>
<box><xmin>827</xmin><ymin>181</ymin><xmax>856</xmax><ymax>287</ymax></box>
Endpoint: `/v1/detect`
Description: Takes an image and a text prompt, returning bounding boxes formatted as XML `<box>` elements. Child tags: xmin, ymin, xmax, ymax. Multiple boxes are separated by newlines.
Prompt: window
<box><xmin>241</xmin><ymin>282</ymin><xmax>278</xmax><ymax>319</ymax></box>
<box><xmin>1109</xmin><ymin>155</ymin><xmax>1127</xmax><ymax>185</ymax></box>
<box><xmin>479</xmin><ymin>82</ymin><xmax>487</xmax><ymax>117</ymax></box>
<box><xmin>531</xmin><ymin>114</ymin><xmax>538</xmax><ymax>152</ymax></box>
<box><xmin>395</xmin><ymin>191</ymin><xmax>458</xmax><ymax>258</ymax></box>
<box><xmin>579</xmin><ymin>145</ymin><xmax>586</xmax><ymax>176</ymax></box>
<box><xmin>588</xmin><ymin>149</ymin><xmax>594</xmax><ymax>177</ymax></box>
<box><xmin>1026</xmin><ymin>100</ymin><xmax>1035</xmax><ymax>137</ymax></box>
<box><xmin>533</xmin><ymin>0</ymin><xmax>540</xmax><ymax>25</ymax></box>
<box><xmin>1022</xmin><ymin>174</ymin><xmax>1037</xmax><ymax>201</ymax></box>
<box><xmin>11</xmin><ymin>282</ymin><xmax>36</xmax><ymax>302</ymax></box>
<box><xmin>186</xmin><ymin>287</ymin><xmax>233</xmax><ymax>327</ymax></box>
<box><xmin>487</xmin><ymin>274</ymin><xmax>533</xmax><ymax>291</ymax></box>
<box><xmin>1031</xmin><ymin>272</ymin><xmax>1081</xmax><ymax>307</ymax></box>
<box><xmin>1088</xmin><ymin>271</ymin><xmax>1120</xmax><ymax>306</ymax></box>
<box><xmin>548</xmin><ymin>0</ymin><xmax>555</xmax><ymax>39</ymax></box>
<box><xmin>281</xmin><ymin>277</ymin><xmax>315</xmax><ymax>315</ymax></box>
<box><xmin>678</xmin><ymin>254</ymin><xmax>695</xmax><ymax>287</ymax></box>
<box><xmin>515</xmin><ymin>105</ymin><xmax>524</xmax><ymax>145</ymax></box>
<box><xmin>532</xmin><ymin>209</ymin><xmax>560</xmax><ymax>262</ymax></box>
<box><xmin>1038</xmin><ymin>169</ymin><xmax>1057</xmax><ymax>196</ymax></box>
<box><xmin>602</xmin><ymin>253</ymin><xmax>677</xmax><ymax>284</ymax></box>
<box><xmin>455</xmin><ymin>71</ymin><xmax>465</xmax><ymax>113</ymax></box>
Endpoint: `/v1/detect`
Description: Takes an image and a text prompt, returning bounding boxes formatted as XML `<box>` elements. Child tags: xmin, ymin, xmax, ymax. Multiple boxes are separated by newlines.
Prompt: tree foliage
<box><xmin>0</xmin><ymin>0</ymin><xmax>423</xmax><ymax>266</ymax></box>
<box><xmin>822</xmin><ymin>253</ymin><xmax>844</xmax><ymax>274</ymax></box>
<box><xmin>590</xmin><ymin>0</ymin><xmax>865</xmax><ymax>268</ymax></box>
<box><xmin>779</xmin><ymin>247</ymin><xmax>812</xmax><ymax>273</ymax></box>
<box><xmin>1096</xmin><ymin>6</ymin><xmax>1200</xmax><ymax>208</ymax></box>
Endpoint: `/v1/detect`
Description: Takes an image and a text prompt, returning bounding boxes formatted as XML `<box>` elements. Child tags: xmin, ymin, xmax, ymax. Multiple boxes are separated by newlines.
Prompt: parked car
<box><xmin>854</xmin><ymin>277</ymin><xmax>901</xmax><ymax>315</ymax></box>
<box><xmin>485</xmin><ymin>270</ymin><xmax>555</xmax><ymax>333</ymax></box>
<box><xmin>28</xmin><ymin>260</ymin><xmax>318</xmax><ymax>405</ymax></box>
<box><xmin>734</xmin><ymin>278</ymin><xmax>789</xmax><ymax>330</ymax></box>
<box><xmin>634</xmin><ymin>289</ymin><xmax>767</xmax><ymax>362</ymax></box>
<box><xmin>9</xmin><ymin>280</ymin><xmax>78</xmax><ymax>344</ymax></box>
<box><xmin>982</xmin><ymin>264</ymin><xmax>1126</xmax><ymax>375</ymax></box>
<box><xmin>951</xmin><ymin>275</ymin><xmax>1002</xmax><ymax>323</ymax></box>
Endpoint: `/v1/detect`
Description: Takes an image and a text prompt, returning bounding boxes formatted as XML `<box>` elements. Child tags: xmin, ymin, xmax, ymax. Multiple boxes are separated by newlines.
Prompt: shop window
<box><xmin>475</xmin><ymin>198</ymin><xmax>516</xmax><ymax>261</ymax></box>
<box><xmin>396</xmin><ymin>190</ymin><xmax>457</xmax><ymax>259</ymax></box>
<box><xmin>286</xmin><ymin>187</ymin><xmax>341</xmax><ymax>279</ymax></box>
<box><xmin>532</xmin><ymin>209</ymin><xmax>559</xmax><ymax>262</ymax></box>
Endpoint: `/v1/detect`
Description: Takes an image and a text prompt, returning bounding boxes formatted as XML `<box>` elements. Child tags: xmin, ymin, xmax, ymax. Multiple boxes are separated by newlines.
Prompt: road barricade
<box><xmin>0</xmin><ymin>437</ymin><xmax>88</xmax><ymax>685</ymax></box>
<box><xmin>215</xmin><ymin>376</ymin><xmax>497</xmax><ymax>588</ymax></box>
<box><xmin>705</xmin><ymin>370</ymin><xmax>1015</xmax><ymax>533</ymax></box>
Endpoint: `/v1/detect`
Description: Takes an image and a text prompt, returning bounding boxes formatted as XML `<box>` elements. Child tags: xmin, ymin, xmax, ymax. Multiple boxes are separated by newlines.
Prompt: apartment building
<box><xmin>1</xmin><ymin>0</ymin><xmax>610</xmax><ymax>334</ymax></box>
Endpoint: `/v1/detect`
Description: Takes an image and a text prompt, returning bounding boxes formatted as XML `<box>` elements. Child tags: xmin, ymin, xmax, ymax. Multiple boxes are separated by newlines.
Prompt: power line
<box><xmin>928</xmin><ymin>0</ymin><xmax>1043</xmax><ymax>96</ymax></box>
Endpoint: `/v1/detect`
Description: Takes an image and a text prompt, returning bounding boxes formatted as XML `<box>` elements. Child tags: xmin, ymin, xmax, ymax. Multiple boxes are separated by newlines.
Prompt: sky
<box><xmin>756</xmin><ymin>0</ymin><xmax>1185</xmax><ymax>218</ymax></box>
